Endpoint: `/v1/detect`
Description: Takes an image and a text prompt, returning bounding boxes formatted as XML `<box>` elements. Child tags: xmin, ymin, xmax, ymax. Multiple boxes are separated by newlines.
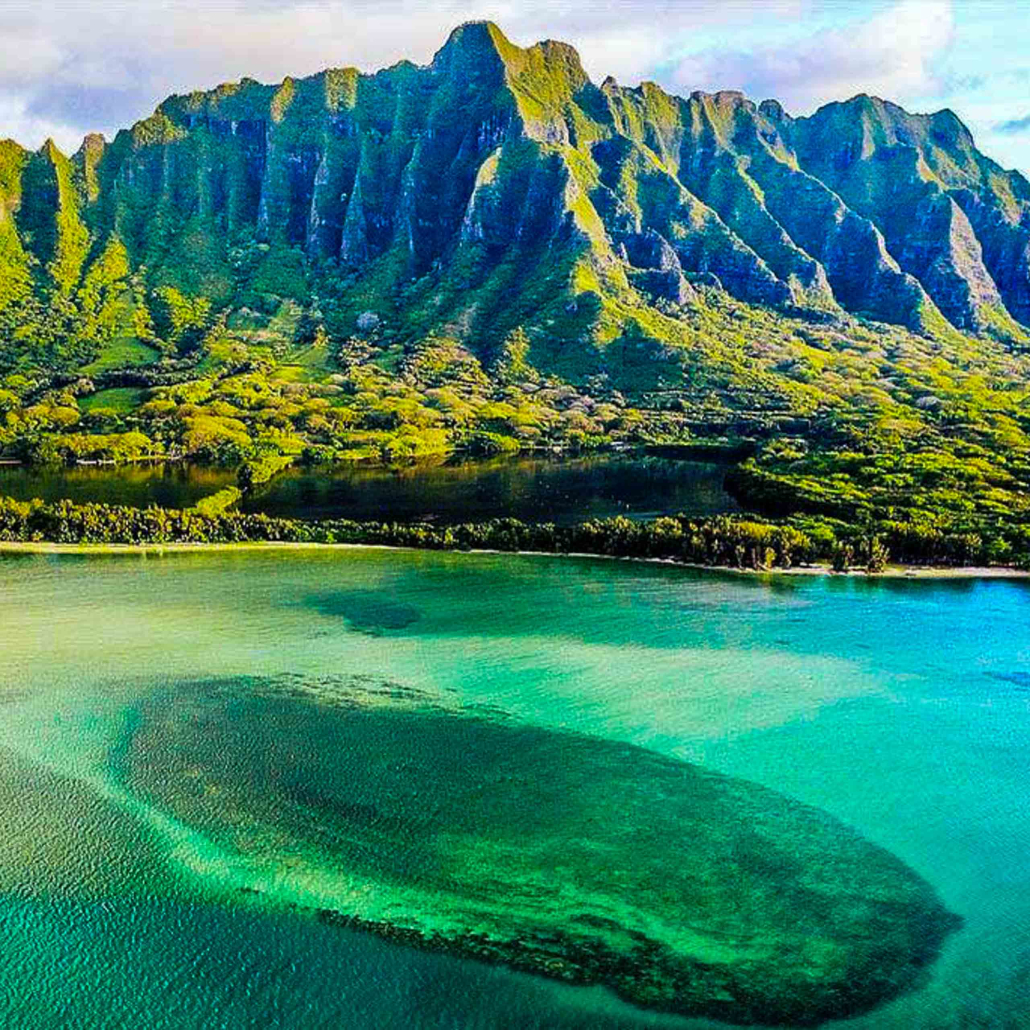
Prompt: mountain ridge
<box><xmin>2</xmin><ymin>18</ymin><xmax>1029</xmax><ymax>373</ymax></box>
<box><xmin>4</xmin><ymin>22</ymin><xmax>1030</xmax><ymax>565</ymax></box>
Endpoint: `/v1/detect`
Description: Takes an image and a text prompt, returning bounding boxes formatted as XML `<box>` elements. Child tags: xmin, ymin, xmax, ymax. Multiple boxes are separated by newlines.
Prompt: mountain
<box><xmin>2</xmin><ymin>19</ymin><xmax>1030</xmax><ymax>376</ymax></box>
<box><xmin>3</xmin><ymin>21</ymin><xmax>1030</xmax><ymax>563</ymax></box>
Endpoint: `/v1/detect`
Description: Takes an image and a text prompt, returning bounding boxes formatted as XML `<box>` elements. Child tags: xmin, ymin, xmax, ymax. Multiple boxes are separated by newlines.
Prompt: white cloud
<box><xmin>1</xmin><ymin>1</ymin><xmax>478</xmax><ymax>150</ymax></box>
<box><xmin>668</xmin><ymin>0</ymin><xmax>955</xmax><ymax>112</ymax></box>
<box><xmin>0</xmin><ymin>22</ymin><xmax>64</xmax><ymax>87</ymax></box>
<box><xmin>3</xmin><ymin>0</ymin><xmax>1028</xmax><ymax>177</ymax></box>
<box><xmin>0</xmin><ymin>95</ymin><xmax>80</xmax><ymax>149</ymax></box>
<box><xmin>0</xmin><ymin>0</ymin><xmax>805</xmax><ymax>151</ymax></box>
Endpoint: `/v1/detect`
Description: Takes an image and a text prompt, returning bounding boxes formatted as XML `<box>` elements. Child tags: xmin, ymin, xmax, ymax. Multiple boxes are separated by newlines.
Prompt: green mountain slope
<box><xmin>2</xmin><ymin>21</ymin><xmax>1030</xmax><ymax>564</ymax></box>
<box><xmin>4</xmin><ymin>21</ymin><xmax>1030</xmax><ymax>367</ymax></box>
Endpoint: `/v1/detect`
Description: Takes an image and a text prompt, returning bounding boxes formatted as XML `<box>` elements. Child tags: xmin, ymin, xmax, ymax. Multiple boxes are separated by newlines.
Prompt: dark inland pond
<box><xmin>0</xmin><ymin>453</ymin><xmax>738</xmax><ymax>523</ymax></box>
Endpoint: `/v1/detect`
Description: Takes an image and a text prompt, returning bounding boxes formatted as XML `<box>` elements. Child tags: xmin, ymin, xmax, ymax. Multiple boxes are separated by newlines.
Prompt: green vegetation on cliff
<box><xmin>1</xmin><ymin>21</ymin><xmax>1029</xmax><ymax>556</ymax></box>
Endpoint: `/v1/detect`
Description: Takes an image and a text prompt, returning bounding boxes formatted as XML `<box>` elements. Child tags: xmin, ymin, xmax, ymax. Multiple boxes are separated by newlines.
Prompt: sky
<box><xmin>1</xmin><ymin>0</ymin><xmax>1028</xmax><ymax>174</ymax></box>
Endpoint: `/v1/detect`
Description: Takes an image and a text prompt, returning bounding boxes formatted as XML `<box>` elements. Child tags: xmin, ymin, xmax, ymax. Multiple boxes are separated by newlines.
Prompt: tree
<box><xmin>492</xmin><ymin>327</ymin><xmax>534</xmax><ymax>385</ymax></box>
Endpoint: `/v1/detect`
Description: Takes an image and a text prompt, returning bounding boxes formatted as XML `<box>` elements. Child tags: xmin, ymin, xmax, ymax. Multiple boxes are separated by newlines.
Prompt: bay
<box><xmin>0</xmin><ymin>549</ymin><xmax>1027</xmax><ymax>1028</ymax></box>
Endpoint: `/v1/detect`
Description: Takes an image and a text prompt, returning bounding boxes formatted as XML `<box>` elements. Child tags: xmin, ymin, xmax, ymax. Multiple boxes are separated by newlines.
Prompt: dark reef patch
<box><xmin>114</xmin><ymin>674</ymin><xmax>962</xmax><ymax>1026</ymax></box>
<box><xmin>988</xmin><ymin>671</ymin><xmax>1030</xmax><ymax>691</ymax></box>
<box><xmin>301</xmin><ymin>589</ymin><xmax>422</xmax><ymax>634</ymax></box>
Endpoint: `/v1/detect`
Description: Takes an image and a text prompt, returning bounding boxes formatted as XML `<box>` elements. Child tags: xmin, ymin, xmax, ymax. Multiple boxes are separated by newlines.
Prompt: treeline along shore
<box><xmin>2</xmin><ymin>495</ymin><xmax>1027</xmax><ymax>573</ymax></box>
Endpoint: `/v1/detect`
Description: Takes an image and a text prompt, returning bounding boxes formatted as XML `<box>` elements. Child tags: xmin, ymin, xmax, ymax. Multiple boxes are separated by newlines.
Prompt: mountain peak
<box><xmin>432</xmin><ymin>22</ymin><xmax>589</xmax><ymax>95</ymax></box>
<box><xmin>432</xmin><ymin>21</ymin><xmax>510</xmax><ymax>70</ymax></box>
<box><xmin>758</xmin><ymin>99</ymin><xmax>789</xmax><ymax>124</ymax></box>
<box><xmin>76</xmin><ymin>132</ymin><xmax>107</xmax><ymax>154</ymax></box>
<box><xmin>38</xmin><ymin>138</ymin><xmax>63</xmax><ymax>161</ymax></box>
<box><xmin>443</xmin><ymin>19</ymin><xmax>504</xmax><ymax>41</ymax></box>
<box><xmin>1</xmin><ymin>19</ymin><xmax>1028</xmax><ymax>359</ymax></box>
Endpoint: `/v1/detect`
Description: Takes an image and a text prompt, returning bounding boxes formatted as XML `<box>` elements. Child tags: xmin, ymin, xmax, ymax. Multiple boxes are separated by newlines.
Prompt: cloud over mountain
<box><xmin>998</xmin><ymin>113</ymin><xmax>1030</xmax><ymax>135</ymax></box>
<box><xmin>668</xmin><ymin>0</ymin><xmax>953</xmax><ymax>112</ymax></box>
<box><xmin>2</xmin><ymin>0</ymin><xmax>1026</xmax><ymax>174</ymax></box>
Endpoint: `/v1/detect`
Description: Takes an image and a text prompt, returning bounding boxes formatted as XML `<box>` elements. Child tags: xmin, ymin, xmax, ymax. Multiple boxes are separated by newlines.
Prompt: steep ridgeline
<box><xmin>2</xmin><ymin>21</ymin><xmax>1029</xmax><ymax>379</ymax></box>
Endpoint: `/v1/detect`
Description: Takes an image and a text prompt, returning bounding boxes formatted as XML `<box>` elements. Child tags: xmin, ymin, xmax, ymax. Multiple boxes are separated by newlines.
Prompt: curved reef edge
<box><xmin>119</xmin><ymin>675</ymin><xmax>964</xmax><ymax>1027</ymax></box>
<box><xmin>309</xmin><ymin>905</ymin><xmax>961</xmax><ymax>1027</ymax></box>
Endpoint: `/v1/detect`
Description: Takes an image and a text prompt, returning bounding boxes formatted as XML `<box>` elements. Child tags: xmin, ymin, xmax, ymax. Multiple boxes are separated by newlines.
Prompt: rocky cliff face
<box><xmin>787</xmin><ymin>96</ymin><xmax>1030</xmax><ymax>333</ymax></box>
<box><xmin>2</xmin><ymin>21</ymin><xmax>1029</xmax><ymax>371</ymax></box>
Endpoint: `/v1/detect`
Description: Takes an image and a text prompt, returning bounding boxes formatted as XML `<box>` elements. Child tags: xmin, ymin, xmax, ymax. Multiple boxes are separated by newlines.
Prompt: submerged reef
<box><xmin>299</xmin><ymin>589</ymin><xmax>423</xmax><ymax>634</ymax></box>
<box><xmin>115</xmin><ymin>674</ymin><xmax>961</xmax><ymax>1025</ymax></box>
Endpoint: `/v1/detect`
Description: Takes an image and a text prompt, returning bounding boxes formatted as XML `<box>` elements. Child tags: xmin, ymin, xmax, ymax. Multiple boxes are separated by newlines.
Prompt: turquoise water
<box><xmin>0</xmin><ymin>548</ymin><xmax>1027</xmax><ymax>1028</ymax></box>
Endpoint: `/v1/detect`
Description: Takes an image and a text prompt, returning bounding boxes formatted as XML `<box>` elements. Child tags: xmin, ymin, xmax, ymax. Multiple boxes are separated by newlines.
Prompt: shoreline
<box><xmin>1</xmin><ymin>538</ymin><xmax>1026</xmax><ymax>580</ymax></box>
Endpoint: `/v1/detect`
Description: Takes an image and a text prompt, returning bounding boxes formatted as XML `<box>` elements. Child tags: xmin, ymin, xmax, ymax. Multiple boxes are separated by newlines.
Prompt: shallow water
<box><xmin>0</xmin><ymin>548</ymin><xmax>1028</xmax><ymax>1028</ymax></box>
<box><xmin>0</xmin><ymin>453</ymin><xmax>736</xmax><ymax>523</ymax></box>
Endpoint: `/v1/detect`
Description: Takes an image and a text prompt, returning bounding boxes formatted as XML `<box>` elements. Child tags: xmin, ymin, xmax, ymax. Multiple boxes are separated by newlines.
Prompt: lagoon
<box><xmin>0</xmin><ymin>548</ymin><xmax>1027</xmax><ymax>1028</ymax></box>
